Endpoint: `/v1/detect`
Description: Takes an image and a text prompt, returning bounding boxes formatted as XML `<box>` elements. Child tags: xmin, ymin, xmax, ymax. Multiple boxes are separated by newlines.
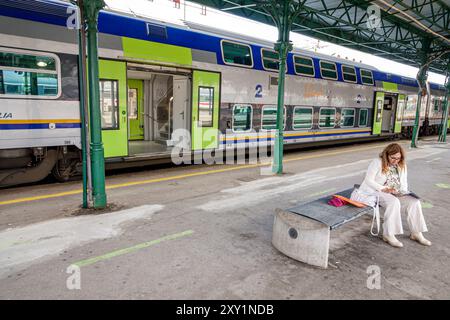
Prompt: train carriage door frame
<box><xmin>172</xmin><ymin>75</ymin><xmax>190</xmax><ymax>144</ymax></box>
<box><xmin>373</xmin><ymin>91</ymin><xmax>384</xmax><ymax>135</ymax></box>
<box><xmin>99</xmin><ymin>59</ymin><xmax>128</xmax><ymax>158</ymax></box>
<box><xmin>192</xmin><ymin>70</ymin><xmax>221</xmax><ymax>151</ymax></box>
<box><xmin>395</xmin><ymin>94</ymin><xmax>406</xmax><ymax>133</ymax></box>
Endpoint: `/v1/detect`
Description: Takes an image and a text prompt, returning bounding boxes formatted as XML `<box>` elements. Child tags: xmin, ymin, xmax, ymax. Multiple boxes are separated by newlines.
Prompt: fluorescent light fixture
<box><xmin>37</xmin><ymin>61</ymin><xmax>48</xmax><ymax>68</ymax></box>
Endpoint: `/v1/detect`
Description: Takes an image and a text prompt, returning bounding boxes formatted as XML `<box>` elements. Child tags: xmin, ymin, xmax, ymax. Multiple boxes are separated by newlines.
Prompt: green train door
<box><xmin>394</xmin><ymin>94</ymin><xmax>405</xmax><ymax>133</ymax></box>
<box><xmin>373</xmin><ymin>92</ymin><xmax>384</xmax><ymax>135</ymax></box>
<box><xmin>99</xmin><ymin>59</ymin><xmax>128</xmax><ymax>158</ymax></box>
<box><xmin>191</xmin><ymin>70</ymin><xmax>221</xmax><ymax>151</ymax></box>
<box><xmin>128</xmin><ymin>79</ymin><xmax>144</xmax><ymax>140</ymax></box>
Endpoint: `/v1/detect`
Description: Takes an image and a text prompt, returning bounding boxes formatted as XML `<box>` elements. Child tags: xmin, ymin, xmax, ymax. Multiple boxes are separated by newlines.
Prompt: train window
<box><xmin>0</xmin><ymin>50</ymin><xmax>60</xmax><ymax>98</ymax></box>
<box><xmin>406</xmin><ymin>95</ymin><xmax>416</xmax><ymax>110</ymax></box>
<box><xmin>341</xmin><ymin>108</ymin><xmax>355</xmax><ymax>127</ymax></box>
<box><xmin>261</xmin><ymin>49</ymin><xmax>281</xmax><ymax>72</ymax></box>
<box><xmin>401</xmin><ymin>77</ymin><xmax>418</xmax><ymax>86</ymax></box>
<box><xmin>319</xmin><ymin>108</ymin><xmax>336</xmax><ymax>128</ymax></box>
<box><xmin>434</xmin><ymin>99</ymin><xmax>440</xmax><ymax>112</ymax></box>
<box><xmin>221</xmin><ymin>40</ymin><xmax>253</xmax><ymax>68</ymax></box>
<box><xmin>100</xmin><ymin>79</ymin><xmax>119</xmax><ymax>130</ymax></box>
<box><xmin>293</xmin><ymin>107</ymin><xmax>313</xmax><ymax>130</ymax></box>
<box><xmin>0</xmin><ymin>51</ymin><xmax>56</xmax><ymax>70</ymax></box>
<box><xmin>232</xmin><ymin>105</ymin><xmax>252</xmax><ymax>132</ymax></box>
<box><xmin>319</xmin><ymin>61</ymin><xmax>338</xmax><ymax>80</ymax></box>
<box><xmin>342</xmin><ymin>65</ymin><xmax>357</xmax><ymax>83</ymax></box>
<box><xmin>198</xmin><ymin>86</ymin><xmax>214</xmax><ymax>127</ymax></box>
<box><xmin>360</xmin><ymin>69</ymin><xmax>374</xmax><ymax>85</ymax></box>
<box><xmin>359</xmin><ymin>109</ymin><xmax>368</xmax><ymax>127</ymax></box>
<box><xmin>293</xmin><ymin>55</ymin><xmax>315</xmax><ymax>77</ymax></box>
<box><xmin>261</xmin><ymin>105</ymin><xmax>286</xmax><ymax>130</ymax></box>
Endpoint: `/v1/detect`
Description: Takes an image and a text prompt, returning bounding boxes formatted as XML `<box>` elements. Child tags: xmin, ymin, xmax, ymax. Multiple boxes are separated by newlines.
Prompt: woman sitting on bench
<box><xmin>353</xmin><ymin>143</ymin><xmax>431</xmax><ymax>248</ymax></box>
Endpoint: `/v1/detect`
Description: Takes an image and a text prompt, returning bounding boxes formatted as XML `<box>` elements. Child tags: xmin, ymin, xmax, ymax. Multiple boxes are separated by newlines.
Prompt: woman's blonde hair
<box><xmin>380</xmin><ymin>143</ymin><xmax>406</xmax><ymax>174</ymax></box>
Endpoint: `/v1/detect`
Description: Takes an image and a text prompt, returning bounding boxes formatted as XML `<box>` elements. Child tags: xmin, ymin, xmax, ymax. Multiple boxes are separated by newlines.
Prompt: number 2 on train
<box><xmin>255</xmin><ymin>84</ymin><xmax>263</xmax><ymax>98</ymax></box>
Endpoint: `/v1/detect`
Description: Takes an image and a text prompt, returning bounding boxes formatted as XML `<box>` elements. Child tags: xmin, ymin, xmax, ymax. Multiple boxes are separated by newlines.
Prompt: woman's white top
<box><xmin>359</xmin><ymin>158</ymin><xmax>408</xmax><ymax>194</ymax></box>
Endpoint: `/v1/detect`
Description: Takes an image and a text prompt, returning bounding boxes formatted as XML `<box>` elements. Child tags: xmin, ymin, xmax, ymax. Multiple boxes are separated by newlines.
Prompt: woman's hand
<box><xmin>382</xmin><ymin>187</ymin><xmax>397</xmax><ymax>194</ymax></box>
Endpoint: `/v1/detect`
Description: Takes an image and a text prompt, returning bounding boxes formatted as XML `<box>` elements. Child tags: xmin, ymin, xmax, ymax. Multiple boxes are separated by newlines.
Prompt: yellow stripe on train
<box><xmin>0</xmin><ymin>119</ymin><xmax>81</xmax><ymax>124</ymax></box>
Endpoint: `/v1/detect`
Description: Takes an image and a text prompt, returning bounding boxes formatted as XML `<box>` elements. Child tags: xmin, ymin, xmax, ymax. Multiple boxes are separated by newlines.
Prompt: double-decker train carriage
<box><xmin>401</xmin><ymin>81</ymin><xmax>447</xmax><ymax>137</ymax></box>
<box><xmin>0</xmin><ymin>0</ymin><xmax>448</xmax><ymax>187</ymax></box>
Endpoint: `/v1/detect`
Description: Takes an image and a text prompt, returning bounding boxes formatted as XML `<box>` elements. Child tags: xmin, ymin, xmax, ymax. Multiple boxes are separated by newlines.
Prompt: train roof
<box><xmin>0</xmin><ymin>0</ymin><xmax>446</xmax><ymax>92</ymax></box>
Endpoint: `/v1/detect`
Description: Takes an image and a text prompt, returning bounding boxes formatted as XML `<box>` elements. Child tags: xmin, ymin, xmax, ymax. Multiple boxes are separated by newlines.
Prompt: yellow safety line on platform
<box><xmin>0</xmin><ymin>190</ymin><xmax>82</xmax><ymax>205</ymax></box>
<box><xmin>0</xmin><ymin>143</ymin><xmax>391</xmax><ymax>206</ymax></box>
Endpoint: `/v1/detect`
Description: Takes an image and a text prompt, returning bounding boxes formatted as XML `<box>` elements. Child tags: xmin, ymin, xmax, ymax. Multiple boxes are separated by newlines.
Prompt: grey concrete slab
<box><xmin>0</xmin><ymin>139</ymin><xmax>449</xmax><ymax>299</ymax></box>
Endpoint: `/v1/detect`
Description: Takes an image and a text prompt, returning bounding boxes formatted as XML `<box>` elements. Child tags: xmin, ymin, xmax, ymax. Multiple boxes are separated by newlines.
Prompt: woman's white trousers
<box><xmin>377</xmin><ymin>193</ymin><xmax>428</xmax><ymax>236</ymax></box>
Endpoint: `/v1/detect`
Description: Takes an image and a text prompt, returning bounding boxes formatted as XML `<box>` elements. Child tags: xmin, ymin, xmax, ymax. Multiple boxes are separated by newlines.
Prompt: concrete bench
<box><xmin>272</xmin><ymin>188</ymin><xmax>373</xmax><ymax>268</ymax></box>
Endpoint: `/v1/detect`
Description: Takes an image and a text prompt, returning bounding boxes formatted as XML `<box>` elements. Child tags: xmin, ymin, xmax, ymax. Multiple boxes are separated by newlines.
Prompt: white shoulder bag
<box><xmin>350</xmin><ymin>186</ymin><xmax>380</xmax><ymax>236</ymax></box>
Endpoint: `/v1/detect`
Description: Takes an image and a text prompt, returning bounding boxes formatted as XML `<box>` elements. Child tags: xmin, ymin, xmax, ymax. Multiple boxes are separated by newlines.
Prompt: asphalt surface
<box><xmin>0</xmin><ymin>139</ymin><xmax>449</xmax><ymax>299</ymax></box>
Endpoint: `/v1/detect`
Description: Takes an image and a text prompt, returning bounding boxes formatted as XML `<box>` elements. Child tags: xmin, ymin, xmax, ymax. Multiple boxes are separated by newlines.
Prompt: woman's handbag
<box><xmin>333</xmin><ymin>194</ymin><xmax>366</xmax><ymax>208</ymax></box>
<box><xmin>327</xmin><ymin>196</ymin><xmax>346</xmax><ymax>207</ymax></box>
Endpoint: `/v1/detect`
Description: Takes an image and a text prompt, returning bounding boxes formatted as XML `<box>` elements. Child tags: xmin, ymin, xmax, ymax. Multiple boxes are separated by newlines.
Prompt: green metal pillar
<box><xmin>411</xmin><ymin>40</ymin><xmax>430</xmax><ymax>148</ymax></box>
<box><xmin>259</xmin><ymin>0</ymin><xmax>300</xmax><ymax>174</ymax></box>
<box><xmin>438</xmin><ymin>68</ymin><xmax>450</xmax><ymax>143</ymax></box>
<box><xmin>410</xmin><ymin>66</ymin><xmax>427</xmax><ymax>148</ymax></box>
<box><xmin>84</xmin><ymin>0</ymin><xmax>106</xmax><ymax>208</ymax></box>
<box><xmin>76</xmin><ymin>1</ymin><xmax>88</xmax><ymax>208</ymax></box>
<box><xmin>272</xmin><ymin>1</ymin><xmax>293</xmax><ymax>174</ymax></box>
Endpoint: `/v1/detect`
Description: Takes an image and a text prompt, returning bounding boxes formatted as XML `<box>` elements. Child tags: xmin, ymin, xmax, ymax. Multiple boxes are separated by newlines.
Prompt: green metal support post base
<box><xmin>90</xmin><ymin>141</ymin><xmax>107</xmax><ymax>206</ymax></box>
<box><xmin>272</xmin><ymin>129</ymin><xmax>284</xmax><ymax>174</ymax></box>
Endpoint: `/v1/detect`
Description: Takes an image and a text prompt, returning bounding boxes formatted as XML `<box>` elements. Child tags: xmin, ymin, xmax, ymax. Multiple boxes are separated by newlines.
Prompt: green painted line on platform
<box><xmin>73</xmin><ymin>230</ymin><xmax>194</xmax><ymax>268</ymax></box>
<box><xmin>436</xmin><ymin>183</ymin><xmax>450</xmax><ymax>189</ymax></box>
<box><xmin>421</xmin><ymin>202</ymin><xmax>433</xmax><ymax>209</ymax></box>
<box><xmin>306</xmin><ymin>188</ymin><xmax>337</xmax><ymax>198</ymax></box>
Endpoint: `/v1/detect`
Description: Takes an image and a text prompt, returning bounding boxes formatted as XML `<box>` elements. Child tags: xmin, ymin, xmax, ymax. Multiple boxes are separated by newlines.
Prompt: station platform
<box><xmin>0</xmin><ymin>139</ymin><xmax>449</xmax><ymax>299</ymax></box>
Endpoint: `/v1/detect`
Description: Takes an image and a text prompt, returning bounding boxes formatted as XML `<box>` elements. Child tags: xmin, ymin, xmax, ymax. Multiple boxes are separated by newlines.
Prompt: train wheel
<box><xmin>51</xmin><ymin>158</ymin><xmax>79</xmax><ymax>182</ymax></box>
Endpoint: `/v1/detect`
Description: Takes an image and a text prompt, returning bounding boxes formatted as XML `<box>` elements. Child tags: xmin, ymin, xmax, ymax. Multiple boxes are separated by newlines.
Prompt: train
<box><xmin>0</xmin><ymin>0</ymin><xmax>448</xmax><ymax>187</ymax></box>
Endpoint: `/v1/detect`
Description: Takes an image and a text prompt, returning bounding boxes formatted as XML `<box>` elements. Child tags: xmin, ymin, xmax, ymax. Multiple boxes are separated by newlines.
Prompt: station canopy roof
<box><xmin>189</xmin><ymin>0</ymin><xmax>450</xmax><ymax>75</ymax></box>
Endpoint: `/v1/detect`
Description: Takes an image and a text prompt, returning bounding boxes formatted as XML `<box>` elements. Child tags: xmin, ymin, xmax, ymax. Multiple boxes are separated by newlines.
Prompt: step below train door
<box><xmin>191</xmin><ymin>70</ymin><xmax>221</xmax><ymax>151</ymax></box>
<box><xmin>372</xmin><ymin>91</ymin><xmax>384</xmax><ymax>135</ymax></box>
<box><xmin>99</xmin><ymin>60</ymin><xmax>128</xmax><ymax>158</ymax></box>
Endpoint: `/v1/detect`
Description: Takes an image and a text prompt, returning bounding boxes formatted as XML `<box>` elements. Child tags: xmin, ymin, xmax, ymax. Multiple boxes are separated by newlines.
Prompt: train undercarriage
<box><xmin>0</xmin><ymin>146</ymin><xmax>81</xmax><ymax>187</ymax></box>
<box><xmin>1</xmin><ymin>125</ymin><xmax>447</xmax><ymax>188</ymax></box>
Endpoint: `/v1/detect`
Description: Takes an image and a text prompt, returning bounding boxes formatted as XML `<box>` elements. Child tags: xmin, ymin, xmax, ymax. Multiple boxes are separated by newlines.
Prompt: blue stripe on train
<box><xmin>221</xmin><ymin>131</ymin><xmax>371</xmax><ymax>144</ymax></box>
<box><xmin>0</xmin><ymin>123</ymin><xmax>81</xmax><ymax>130</ymax></box>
